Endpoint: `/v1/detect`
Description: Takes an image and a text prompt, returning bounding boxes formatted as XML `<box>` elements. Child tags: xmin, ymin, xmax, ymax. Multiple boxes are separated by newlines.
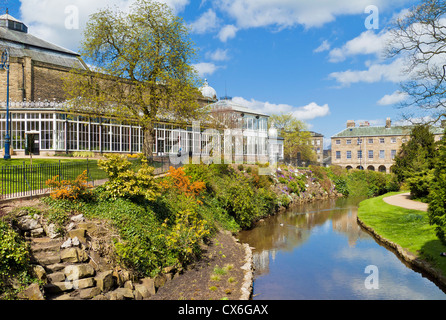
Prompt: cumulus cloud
<box><xmin>18</xmin><ymin>0</ymin><xmax>189</xmax><ymax>51</ymax></box>
<box><xmin>328</xmin><ymin>57</ymin><xmax>407</xmax><ymax>87</ymax></box>
<box><xmin>328</xmin><ymin>29</ymin><xmax>391</xmax><ymax>63</ymax></box>
<box><xmin>216</xmin><ymin>0</ymin><xmax>393</xmax><ymax>30</ymax></box>
<box><xmin>189</xmin><ymin>8</ymin><xmax>220</xmax><ymax>34</ymax></box>
<box><xmin>206</xmin><ymin>48</ymin><xmax>229</xmax><ymax>61</ymax></box>
<box><xmin>218</xmin><ymin>24</ymin><xmax>238</xmax><ymax>42</ymax></box>
<box><xmin>231</xmin><ymin>97</ymin><xmax>330</xmax><ymax>121</ymax></box>
<box><xmin>192</xmin><ymin>62</ymin><xmax>220</xmax><ymax>77</ymax></box>
<box><xmin>377</xmin><ymin>91</ymin><xmax>408</xmax><ymax>106</ymax></box>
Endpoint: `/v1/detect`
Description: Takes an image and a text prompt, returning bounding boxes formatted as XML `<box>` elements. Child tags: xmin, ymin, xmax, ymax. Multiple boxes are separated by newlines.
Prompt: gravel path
<box><xmin>383</xmin><ymin>192</ymin><xmax>428</xmax><ymax>211</ymax></box>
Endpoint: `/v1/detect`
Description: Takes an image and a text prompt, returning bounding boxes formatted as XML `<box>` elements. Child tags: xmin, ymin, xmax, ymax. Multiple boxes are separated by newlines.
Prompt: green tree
<box><xmin>428</xmin><ymin>127</ymin><xmax>446</xmax><ymax>245</ymax></box>
<box><xmin>392</xmin><ymin>124</ymin><xmax>437</xmax><ymax>176</ymax></box>
<box><xmin>63</xmin><ymin>0</ymin><xmax>204</xmax><ymax>157</ymax></box>
<box><xmin>269</xmin><ymin>113</ymin><xmax>315</xmax><ymax>165</ymax></box>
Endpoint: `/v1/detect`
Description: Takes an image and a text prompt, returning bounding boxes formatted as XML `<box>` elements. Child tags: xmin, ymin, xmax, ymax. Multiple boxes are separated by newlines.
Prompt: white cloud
<box><xmin>231</xmin><ymin>97</ymin><xmax>330</xmax><ymax>121</ymax></box>
<box><xmin>206</xmin><ymin>48</ymin><xmax>229</xmax><ymax>61</ymax></box>
<box><xmin>328</xmin><ymin>29</ymin><xmax>390</xmax><ymax>63</ymax></box>
<box><xmin>189</xmin><ymin>8</ymin><xmax>220</xmax><ymax>34</ymax></box>
<box><xmin>377</xmin><ymin>91</ymin><xmax>408</xmax><ymax>106</ymax></box>
<box><xmin>328</xmin><ymin>57</ymin><xmax>407</xmax><ymax>87</ymax></box>
<box><xmin>18</xmin><ymin>0</ymin><xmax>189</xmax><ymax>51</ymax></box>
<box><xmin>216</xmin><ymin>0</ymin><xmax>394</xmax><ymax>30</ymax></box>
<box><xmin>218</xmin><ymin>24</ymin><xmax>238</xmax><ymax>42</ymax></box>
<box><xmin>192</xmin><ymin>62</ymin><xmax>220</xmax><ymax>76</ymax></box>
<box><xmin>314</xmin><ymin>40</ymin><xmax>331</xmax><ymax>53</ymax></box>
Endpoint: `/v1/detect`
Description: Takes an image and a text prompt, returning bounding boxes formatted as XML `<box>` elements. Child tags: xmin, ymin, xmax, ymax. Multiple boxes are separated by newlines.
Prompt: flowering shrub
<box><xmin>161</xmin><ymin>166</ymin><xmax>206</xmax><ymax>199</ymax></box>
<box><xmin>46</xmin><ymin>170</ymin><xmax>91</xmax><ymax>201</ymax></box>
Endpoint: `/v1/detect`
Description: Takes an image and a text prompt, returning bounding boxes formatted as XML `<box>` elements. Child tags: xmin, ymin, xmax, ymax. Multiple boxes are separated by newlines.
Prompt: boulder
<box><xmin>139</xmin><ymin>277</ymin><xmax>156</xmax><ymax>296</ymax></box>
<box><xmin>134</xmin><ymin>284</ymin><xmax>152</xmax><ymax>299</ymax></box>
<box><xmin>79</xmin><ymin>286</ymin><xmax>101</xmax><ymax>299</ymax></box>
<box><xmin>44</xmin><ymin>281</ymin><xmax>73</xmax><ymax>293</ymax></box>
<box><xmin>68</xmin><ymin>229</ymin><xmax>87</xmax><ymax>243</ymax></box>
<box><xmin>32</xmin><ymin>265</ymin><xmax>47</xmax><ymax>282</ymax></box>
<box><xmin>16</xmin><ymin>215</ymin><xmax>41</xmax><ymax>231</ymax></box>
<box><xmin>114</xmin><ymin>287</ymin><xmax>134</xmax><ymax>299</ymax></box>
<box><xmin>71</xmin><ymin>214</ymin><xmax>85</xmax><ymax>223</ymax></box>
<box><xmin>64</xmin><ymin>264</ymin><xmax>95</xmax><ymax>281</ymax></box>
<box><xmin>47</xmin><ymin>272</ymin><xmax>65</xmax><ymax>283</ymax></box>
<box><xmin>73</xmin><ymin>277</ymin><xmax>95</xmax><ymax>289</ymax></box>
<box><xmin>60</xmin><ymin>248</ymin><xmax>89</xmax><ymax>263</ymax></box>
<box><xmin>95</xmin><ymin>270</ymin><xmax>114</xmax><ymax>292</ymax></box>
<box><xmin>18</xmin><ymin>283</ymin><xmax>45</xmax><ymax>300</ymax></box>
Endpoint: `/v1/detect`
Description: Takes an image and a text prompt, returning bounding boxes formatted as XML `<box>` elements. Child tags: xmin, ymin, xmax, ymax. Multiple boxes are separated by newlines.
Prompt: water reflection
<box><xmin>238</xmin><ymin>197</ymin><xmax>446</xmax><ymax>300</ymax></box>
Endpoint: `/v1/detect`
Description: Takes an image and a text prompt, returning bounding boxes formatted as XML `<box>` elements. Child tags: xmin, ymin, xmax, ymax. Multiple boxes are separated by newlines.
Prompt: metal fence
<box><xmin>0</xmin><ymin>156</ymin><xmax>179</xmax><ymax>201</ymax></box>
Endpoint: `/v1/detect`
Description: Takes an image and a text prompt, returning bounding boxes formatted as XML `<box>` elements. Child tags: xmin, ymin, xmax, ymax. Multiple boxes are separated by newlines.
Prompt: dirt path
<box><xmin>383</xmin><ymin>192</ymin><xmax>428</xmax><ymax>212</ymax></box>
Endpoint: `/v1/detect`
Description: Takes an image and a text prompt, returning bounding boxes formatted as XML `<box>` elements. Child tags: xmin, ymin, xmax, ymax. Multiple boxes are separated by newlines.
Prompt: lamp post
<box><xmin>1</xmin><ymin>48</ymin><xmax>11</xmax><ymax>160</ymax></box>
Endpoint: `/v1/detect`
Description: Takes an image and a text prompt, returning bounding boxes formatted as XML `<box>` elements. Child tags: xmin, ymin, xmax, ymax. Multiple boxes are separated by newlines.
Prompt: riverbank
<box><xmin>357</xmin><ymin>192</ymin><xmax>446</xmax><ymax>291</ymax></box>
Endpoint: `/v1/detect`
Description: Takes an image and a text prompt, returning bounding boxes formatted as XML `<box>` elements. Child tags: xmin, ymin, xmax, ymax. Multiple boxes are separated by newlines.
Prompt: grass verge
<box><xmin>358</xmin><ymin>192</ymin><xmax>446</xmax><ymax>276</ymax></box>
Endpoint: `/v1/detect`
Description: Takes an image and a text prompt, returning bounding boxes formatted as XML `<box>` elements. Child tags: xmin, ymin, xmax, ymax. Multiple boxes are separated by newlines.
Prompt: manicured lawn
<box><xmin>0</xmin><ymin>158</ymin><xmax>108</xmax><ymax>196</ymax></box>
<box><xmin>358</xmin><ymin>192</ymin><xmax>446</xmax><ymax>276</ymax></box>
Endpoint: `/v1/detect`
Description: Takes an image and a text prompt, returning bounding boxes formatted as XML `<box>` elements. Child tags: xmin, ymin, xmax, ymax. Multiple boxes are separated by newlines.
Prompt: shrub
<box><xmin>98</xmin><ymin>154</ymin><xmax>160</xmax><ymax>201</ymax></box>
<box><xmin>46</xmin><ymin>170</ymin><xmax>92</xmax><ymax>201</ymax></box>
<box><xmin>428</xmin><ymin>127</ymin><xmax>446</xmax><ymax>245</ymax></box>
<box><xmin>0</xmin><ymin>220</ymin><xmax>32</xmax><ymax>296</ymax></box>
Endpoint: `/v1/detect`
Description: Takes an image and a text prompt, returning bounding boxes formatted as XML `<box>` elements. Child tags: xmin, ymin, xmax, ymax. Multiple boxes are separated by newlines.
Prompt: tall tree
<box><xmin>63</xmin><ymin>0</ymin><xmax>204</xmax><ymax>157</ymax></box>
<box><xmin>387</xmin><ymin>0</ymin><xmax>446</xmax><ymax>122</ymax></box>
<box><xmin>269</xmin><ymin>113</ymin><xmax>315</xmax><ymax>165</ymax></box>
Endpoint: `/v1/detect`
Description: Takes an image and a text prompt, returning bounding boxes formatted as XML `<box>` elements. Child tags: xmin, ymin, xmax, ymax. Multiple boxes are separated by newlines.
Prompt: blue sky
<box><xmin>4</xmin><ymin>0</ymin><xmax>423</xmax><ymax>147</ymax></box>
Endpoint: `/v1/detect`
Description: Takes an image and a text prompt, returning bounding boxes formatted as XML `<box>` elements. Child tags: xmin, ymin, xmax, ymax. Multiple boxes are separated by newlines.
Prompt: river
<box><xmin>237</xmin><ymin>197</ymin><xmax>446</xmax><ymax>300</ymax></box>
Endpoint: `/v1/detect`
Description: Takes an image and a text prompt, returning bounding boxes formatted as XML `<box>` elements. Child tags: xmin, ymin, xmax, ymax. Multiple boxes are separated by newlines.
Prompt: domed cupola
<box><xmin>200</xmin><ymin>79</ymin><xmax>218</xmax><ymax>102</ymax></box>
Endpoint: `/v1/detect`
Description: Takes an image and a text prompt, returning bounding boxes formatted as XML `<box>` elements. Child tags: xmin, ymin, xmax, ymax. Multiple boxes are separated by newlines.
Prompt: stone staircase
<box><xmin>13</xmin><ymin>207</ymin><xmax>172</xmax><ymax>300</ymax></box>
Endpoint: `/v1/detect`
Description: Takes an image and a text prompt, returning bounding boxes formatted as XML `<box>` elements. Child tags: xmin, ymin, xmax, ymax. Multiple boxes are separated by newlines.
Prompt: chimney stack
<box><xmin>347</xmin><ymin>120</ymin><xmax>355</xmax><ymax>128</ymax></box>
<box><xmin>385</xmin><ymin>118</ymin><xmax>391</xmax><ymax>128</ymax></box>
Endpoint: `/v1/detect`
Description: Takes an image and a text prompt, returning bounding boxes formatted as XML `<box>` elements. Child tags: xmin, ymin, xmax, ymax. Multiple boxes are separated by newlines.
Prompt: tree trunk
<box><xmin>142</xmin><ymin>122</ymin><xmax>155</xmax><ymax>160</ymax></box>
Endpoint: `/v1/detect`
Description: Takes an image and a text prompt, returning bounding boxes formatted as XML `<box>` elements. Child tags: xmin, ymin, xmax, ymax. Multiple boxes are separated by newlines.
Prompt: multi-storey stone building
<box><xmin>331</xmin><ymin>118</ymin><xmax>444</xmax><ymax>173</ymax></box>
<box><xmin>308</xmin><ymin>131</ymin><xmax>324</xmax><ymax>164</ymax></box>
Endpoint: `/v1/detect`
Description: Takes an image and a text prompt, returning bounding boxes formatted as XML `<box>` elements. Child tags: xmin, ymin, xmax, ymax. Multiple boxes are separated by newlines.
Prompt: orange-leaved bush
<box><xmin>46</xmin><ymin>170</ymin><xmax>91</xmax><ymax>201</ymax></box>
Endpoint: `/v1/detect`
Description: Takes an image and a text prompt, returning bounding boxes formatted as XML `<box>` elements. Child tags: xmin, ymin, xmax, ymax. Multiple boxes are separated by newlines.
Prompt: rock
<box><xmin>44</xmin><ymin>223</ymin><xmax>60</xmax><ymax>239</ymax></box>
<box><xmin>31</xmin><ymin>227</ymin><xmax>45</xmax><ymax>237</ymax></box>
<box><xmin>47</xmin><ymin>272</ymin><xmax>65</xmax><ymax>283</ymax></box>
<box><xmin>64</xmin><ymin>264</ymin><xmax>95</xmax><ymax>281</ymax></box>
<box><xmin>66</xmin><ymin>222</ymin><xmax>76</xmax><ymax>231</ymax></box>
<box><xmin>71</xmin><ymin>237</ymin><xmax>80</xmax><ymax>247</ymax></box>
<box><xmin>115</xmin><ymin>287</ymin><xmax>134</xmax><ymax>299</ymax></box>
<box><xmin>79</xmin><ymin>287</ymin><xmax>101</xmax><ymax>299</ymax></box>
<box><xmin>45</xmin><ymin>263</ymin><xmax>66</xmax><ymax>273</ymax></box>
<box><xmin>95</xmin><ymin>270</ymin><xmax>114</xmax><ymax>292</ymax></box>
<box><xmin>60</xmin><ymin>248</ymin><xmax>78</xmax><ymax>263</ymax></box>
<box><xmin>61</xmin><ymin>238</ymin><xmax>72</xmax><ymax>249</ymax></box>
<box><xmin>71</xmin><ymin>214</ymin><xmax>85</xmax><ymax>223</ymax></box>
<box><xmin>73</xmin><ymin>277</ymin><xmax>95</xmax><ymax>289</ymax></box>
<box><xmin>32</xmin><ymin>265</ymin><xmax>47</xmax><ymax>282</ymax></box>
<box><xmin>124</xmin><ymin>280</ymin><xmax>133</xmax><ymax>290</ymax></box>
<box><xmin>18</xmin><ymin>283</ymin><xmax>45</xmax><ymax>300</ymax></box>
<box><xmin>77</xmin><ymin>222</ymin><xmax>97</xmax><ymax>234</ymax></box>
<box><xmin>44</xmin><ymin>281</ymin><xmax>73</xmax><ymax>293</ymax></box>
<box><xmin>60</xmin><ymin>248</ymin><xmax>89</xmax><ymax>263</ymax></box>
<box><xmin>139</xmin><ymin>278</ymin><xmax>156</xmax><ymax>296</ymax></box>
<box><xmin>91</xmin><ymin>294</ymin><xmax>108</xmax><ymax>300</ymax></box>
<box><xmin>31</xmin><ymin>252</ymin><xmax>60</xmax><ymax>265</ymax></box>
<box><xmin>154</xmin><ymin>274</ymin><xmax>167</xmax><ymax>289</ymax></box>
<box><xmin>16</xmin><ymin>215</ymin><xmax>40</xmax><ymax>231</ymax></box>
<box><xmin>68</xmin><ymin>229</ymin><xmax>87</xmax><ymax>243</ymax></box>
<box><xmin>134</xmin><ymin>284</ymin><xmax>152</xmax><ymax>299</ymax></box>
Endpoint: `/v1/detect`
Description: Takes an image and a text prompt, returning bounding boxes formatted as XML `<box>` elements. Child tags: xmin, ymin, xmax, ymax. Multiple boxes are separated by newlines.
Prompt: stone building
<box><xmin>0</xmin><ymin>13</ymin><xmax>280</xmax><ymax>161</ymax></box>
<box><xmin>331</xmin><ymin>118</ymin><xmax>444</xmax><ymax>173</ymax></box>
<box><xmin>308</xmin><ymin>131</ymin><xmax>324</xmax><ymax>164</ymax></box>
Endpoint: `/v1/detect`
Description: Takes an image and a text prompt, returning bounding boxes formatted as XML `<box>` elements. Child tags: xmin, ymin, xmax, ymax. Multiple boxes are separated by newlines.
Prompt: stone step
<box><xmin>30</xmin><ymin>251</ymin><xmax>61</xmax><ymax>266</ymax></box>
<box><xmin>30</xmin><ymin>237</ymin><xmax>63</xmax><ymax>254</ymax></box>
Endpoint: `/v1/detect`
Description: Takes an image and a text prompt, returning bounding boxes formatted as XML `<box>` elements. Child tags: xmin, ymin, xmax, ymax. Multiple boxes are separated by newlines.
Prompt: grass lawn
<box><xmin>0</xmin><ymin>158</ymin><xmax>108</xmax><ymax>195</ymax></box>
<box><xmin>358</xmin><ymin>192</ymin><xmax>446</xmax><ymax>276</ymax></box>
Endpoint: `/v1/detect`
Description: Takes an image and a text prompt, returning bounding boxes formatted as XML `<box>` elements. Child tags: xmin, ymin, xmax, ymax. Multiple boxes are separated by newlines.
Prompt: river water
<box><xmin>237</xmin><ymin>197</ymin><xmax>446</xmax><ymax>300</ymax></box>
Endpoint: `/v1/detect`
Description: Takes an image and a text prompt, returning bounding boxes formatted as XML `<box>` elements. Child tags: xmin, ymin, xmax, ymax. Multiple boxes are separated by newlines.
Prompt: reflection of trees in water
<box><xmin>239</xmin><ymin>197</ymin><xmax>370</xmax><ymax>276</ymax></box>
